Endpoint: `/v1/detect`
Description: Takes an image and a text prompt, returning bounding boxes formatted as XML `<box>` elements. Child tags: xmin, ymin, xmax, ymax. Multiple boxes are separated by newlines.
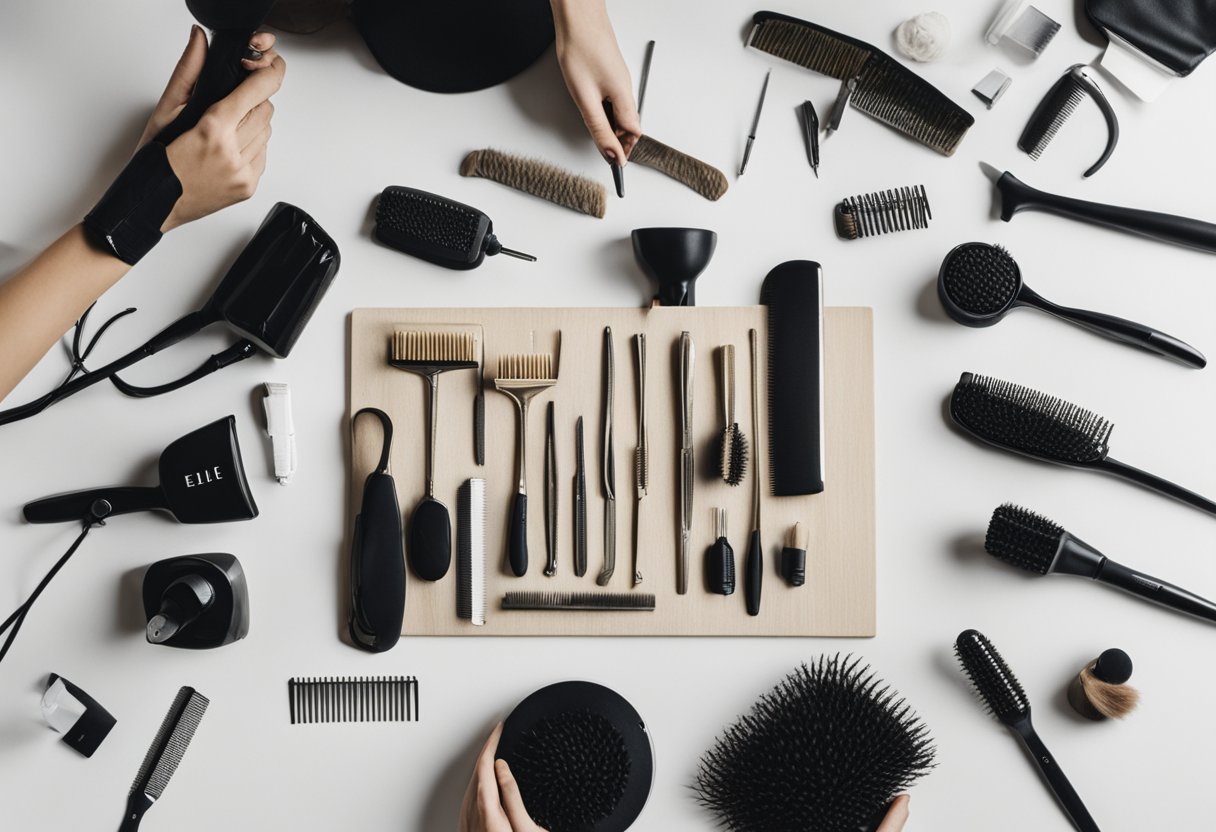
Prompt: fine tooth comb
<box><xmin>288</xmin><ymin>676</ymin><xmax>419</xmax><ymax>724</ymax></box>
<box><xmin>501</xmin><ymin>591</ymin><xmax>656</xmax><ymax>611</ymax></box>
<box><xmin>119</xmin><ymin>686</ymin><xmax>209</xmax><ymax>831</ymax></box>
<box><xmin>1018</xmin><ymin>64</ymin><xmax>1120</xmax><ymax>178</ymax></box>
<box><xmin>834</xmin><ymin>185</ymin><xmax>932</xmax><ymax>240</ymax></box>
<box><xmin>495</xmin><ymin>335</ymin><xmax>561</xmax><ymax>576</ymax></box>
<box><xmin>747</xmin><ymin>11</ymin><xmax>974</xmax><ymax>156</ymax></box>
<box><xmin>389</xmin><ymin>329</ymin><xmax>479</xmax><ymax>582</ymax></box>
<box><xmin>457</xmin><ymin>478</ymin><xmax>487</xmax><ymax>626</ymax></box>
<box><xmin>950</xmin><ymin>372</ymin><xmax>1216</xmax><ymax>518</ymax></box>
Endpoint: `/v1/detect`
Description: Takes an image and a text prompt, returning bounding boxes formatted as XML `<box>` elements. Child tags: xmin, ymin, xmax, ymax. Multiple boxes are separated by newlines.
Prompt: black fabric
<box><xmin>82</xmin><ymin>143</ymin><xmax>182</xmax><ymax>265</ymax></box>
<box><xmin>1087</xmin><ymin>0</ymin><xmax>1216</xmax><ymax>75</ymax></box>
<box><xmin>353</xmin><ymin>0</ymin><xmax>555</xmax><ymax>94</ymax></box>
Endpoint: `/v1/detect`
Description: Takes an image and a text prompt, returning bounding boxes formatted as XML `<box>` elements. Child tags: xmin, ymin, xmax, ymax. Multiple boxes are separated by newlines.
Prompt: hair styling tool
<box><xmin>993</xmin><ymin>170</ymin><xmax>1216</xmax><ymax>254</ymax></box>
<box><xmin>1019</xmin><ymin>65</ymin><xmax>1119</xmax><ymax>178</ymax></box>
<box><xmin>42</xmin><ymin>674</ymin><xmax>116</xmax><ymax>758</ymax></box>
<box><xmin>780</xmin><ymin>522</ymin><xmax>808</xmax><ymax>587</ymax></box>
<box><xmin>375</xmin><ymin>186</ymin><xmax>536</xmax><ymax>269</ymax></box>
<box><xmin>495</xmin><ymin>336</ymin><xmax>561</xmax><ymax>576</ymax></box>
<box><xmin>475</xmin><ymin>332</ymin><xmax>486</xmax><ymax>466</ymax></box>
<box><xmin>574</xmin><ymin>416</ymin><xmax>588</xmax><ymax>577</ymax></box>
<box><xmin>716</xmin><ymin>344</ymin><xmax>748</xmax><ymax>486</ymax></box>
<box><xmin>502</xmin><ymin>592</ymin><xmax>656</xmax><ymax>611</ymax></box>
<box><xmin>745</xmin><ymin>329</ymin><xmax>763</xmax><ymax>617</ymax></box>
<box><xmin>461</xmin><ymin>150</ymin><xmax>606</xmax><ymax>218</ymax></box>
<box><xmin>950</xmin><ymin>372</ymin><xmax>1216</xmax><ymax>517</ymax></box>
<box><xmin>599</xmin><ymin>328</ymin><xmax>617</xmax><ymax>586</ymax></box>
<box><xmin>637</xmin><ymin>40</ymin><xmax>655</xmax><ymax>116</ymax></box>
<box><xmin>826</xmin><ymin>77</ymin><xmax>858</xmax><ymax>134</ymax></box>
<box><xmin>632</xmin><ymin>334</ymin><xmax>649</xmax><ymax>586</ymax></box>
<box><xmin>955</xmin><ymin>630</ymin><xmax>1099</xmax><ymax>832</ymax></box>
<box><xmin>630</xmin><ymin>136</ymin><xmax>729</xmax><ymax>201</ymax></box>
<box><xmin>602</xmin><ymin>101</ymin><xmax>626</xmax><ymax>198</ymax></box>
<box><xmin>631</xmin><ymin>227</ymin><xmax>717</xmax><ymax>306</ymax></box>
<box><xmin>261</xmin><ymin>382</ymin><xmax>296</xmax><ymax>484</ymax></box>
<box><xmin>760</xmin><ymin>261</ymin><xmax>825</xmax><ymax>496</ymax></box>
<box><xmin>1068</xmin><ymin>649</ymin><xmax>1139</xmax><ymax>720</ymax></box>
<box><xmin>119</xmin><ymin>686</ymin><xmax>209</xmax><ymax>831</ymax></box>
<box><xmin>834</xmin><ymin>185</ymin><xmax>931</xmax><ymax>240</ymax></box>
<box><xmin>973</xmin><ymin>68</ymin><xmax>1013</xmax><ymax>108</ymax></box>
<box><xmin>739</xmin><ymin>70</ymin><xmax>771</xmax><ymax>176</ymax></box>
<box><xmin>348</xmin><ymin>408</ymin><xmax>405</xmax><ymax>653</ymax></box>
<box><xmin>678</xmin><ymin>331</ymin><xmax>695</xmax><ymax>595</ymax></box>
<box><xmin>543</xmin><ymin>403</ymin><xmax>558</xmax><ymax>577</ymax></box>
<box><xmin>389</xmin><ymin>330</ymin><xmax>478</xmax><ymax>582</ymax></box>
<box><xmin>1</xmin><ymin>203</ymin><xmax>339</xmax><ymax>424</ymax></box>
<box><xmin>986</xmin><ymin>503</ymin><xmax>1216</xmax><ymax>624</ymax></box>
<box><xmin>142</xmin><ymin>553</ymin><xmax>249</xmax><ymax>649</ymax></box>
<box><xmin>800</xmin><ymin>100</ymin><xmax>820</xmax><ymax>176</ymax></box>
<box><xmin>288</xmin><ymin>676</ymin><xmax>419</xmax><ymax>724</ymax></box>
<box><xmin>457</xmin><ymin>478</ymin><xmax>487</xmax><ymax>625</ymax></box>
<box><xmin>747</xmin><ymin>11</ymin><xmax>974</xmax><ymax>155</ymax></box>
<box><xmin>497</xmin><ymin>681</ymin><xmax>653</xmax><ymax>832</ymax></box>
<box><xmin>938</xmin><ymin>242</ymin><xmax>1204</xmax><ymax>367</ymax></box>
<box><xmin>986</xmin><ymin>0</ymin><xmax>1061</xmax><ymax>57</ymax></box>
<box><xmin>694</xmin><ymin>656</ymin><xmax>936</xmax><ymax>832</ymax></box>
<box><xmin>706</xmin><ymin>508</ymin><xmax>735</xmax><ymax>595</ymax></box>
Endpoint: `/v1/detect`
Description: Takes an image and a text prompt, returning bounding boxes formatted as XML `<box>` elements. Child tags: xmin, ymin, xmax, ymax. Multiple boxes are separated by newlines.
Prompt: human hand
<box><xmin>457</xmin><ymin>723</ymin><xmax>548</xmax><ymax>832</ymax></box>
<box><xmin>139</xmin><ymin>27</ymin><xmax>285</xmax><ymax>231</ymax></box>
<box><xmin>551</xmin><ymin>0</ymin><xmax>641</xmax><ymax>166</ymax></box>
<box><xmin>876</xmin><ymin>794</ymin><xmax>911</xmax><ymax>831</ymax></box>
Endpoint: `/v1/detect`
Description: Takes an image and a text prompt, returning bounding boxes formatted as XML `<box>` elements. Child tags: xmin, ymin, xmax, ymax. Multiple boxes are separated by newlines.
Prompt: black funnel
<box><xmin>631</xmin><ymin>228</ymin><xmax>717</xmax><ymax>306</ymax></box>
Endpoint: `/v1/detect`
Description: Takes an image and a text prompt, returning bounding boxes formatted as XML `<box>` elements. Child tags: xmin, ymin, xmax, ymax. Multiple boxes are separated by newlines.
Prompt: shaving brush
<box><xmin>694</xmin><ymin>656</ymin><xmax>936</xmax><ymax>832</ymax></box>
<box><xmin>1068</xmin><ymin>648</ymin><xmax>1140</xmax><ymax>721</ymax></box>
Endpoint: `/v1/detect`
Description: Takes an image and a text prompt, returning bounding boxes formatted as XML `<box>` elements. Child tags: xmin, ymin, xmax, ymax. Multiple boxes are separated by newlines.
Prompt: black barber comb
<box><xmin>375</xmin><ymin>186</ymin><xmax>536</xmax><ymax>269</ymax></box>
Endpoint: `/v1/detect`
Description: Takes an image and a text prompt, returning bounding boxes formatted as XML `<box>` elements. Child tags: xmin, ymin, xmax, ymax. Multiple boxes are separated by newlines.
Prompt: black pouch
<box><xmin>1087</xmin><ymin>0</ymin><xmax>1216</xmax><ymax>75</ymax></box>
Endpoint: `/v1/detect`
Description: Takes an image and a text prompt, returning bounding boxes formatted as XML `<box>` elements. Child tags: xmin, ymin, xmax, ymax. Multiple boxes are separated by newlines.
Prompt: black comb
<box><xmin>950</xmin><ymin>372</ymin><xmax>1216</xmax><ymax>518</ymax></box>
<box><xmin>501</xmin><ymin>591</ymin><xmax>656</xmax><ymax>611</ymax></box>
<box><xmin>834</xmin><ymin>185</ymin><xmax>932</xmax><ymax>240</ymax></box>
<box><xmin>760</xmin><ymin>261</ymin><xmax>824</xmax><ymax>496</ymax></box>
<box><xmin>747</xmin><ymin>11</ymin><xmax>974</xmax><ymax>156</ymax></box>
<box><xmin>288</xmin><ymin>676</ymin><xmax>419</xmax><ymax>724</ymax></box>
<box><xmin>955</xmin><ymin>630</ymin><xmax>1100</xmax><ymax>831</ymax></box>
<box><xmin>119</xmin><ymin>686</ymin><xmax>209</xmax><ymax>831</ymax></box>
<box><xmin>1019</xmin><ymin>64</ymin><xmax>1119</xmax><ymax>178</ymax></box>
<box><xmin>375</xmin><ymin>186</ymin><xmax>536</xmax><ymax>269</ymax></box>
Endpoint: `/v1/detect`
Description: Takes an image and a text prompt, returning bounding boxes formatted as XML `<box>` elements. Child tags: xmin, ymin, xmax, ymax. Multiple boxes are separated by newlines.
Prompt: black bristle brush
<box><xmin>694</xmin><ymin>656</ymin><xmax>936</xmax><ymax>832</ymax></box>
<box><xmin>716</xmin><ymin>345</ymin><xmax>748</xmax><ymax>486</ymax></box>
<box><xmin>954</xmin><ymin>630</ymin><xmax>1100</xmax><ymax>832</ymax></box>
<box><xmin>1018</xmin><ymin>64</ymin><xmax>1119</xmax><ymax>178</ymax></box>
<box><xmin>949</xmin><ymin>372</ymin><xmax>1216</xmax><ymax>518</ymax></box>
<box><xmin>985</xmin><ymin>503</ymin><xmax>1216</xmax><ymax>624</ymax></box>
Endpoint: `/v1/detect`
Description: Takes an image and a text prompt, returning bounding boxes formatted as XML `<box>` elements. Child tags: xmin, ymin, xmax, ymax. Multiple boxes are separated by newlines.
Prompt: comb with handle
<box><xmin>118</xmin><ymin>686</ymin><xmax>209</xmax><ymax>831</ymax></box>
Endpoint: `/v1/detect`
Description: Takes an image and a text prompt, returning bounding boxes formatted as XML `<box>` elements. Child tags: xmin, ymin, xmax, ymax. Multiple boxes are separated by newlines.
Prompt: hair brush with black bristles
<box><xmin>954</xmin><ymin>629</ymin><xmax>1100</xmax><ymax>832</ymax></box>
<box><xmin>949</xmin><ymin>372</ymin><xmax>1216</xmax><ymax>518</ymax></box>
<box><xmin>694</xmin><ymin>655</ymin><xmax>936</xmax><ymax>832</ymax></box>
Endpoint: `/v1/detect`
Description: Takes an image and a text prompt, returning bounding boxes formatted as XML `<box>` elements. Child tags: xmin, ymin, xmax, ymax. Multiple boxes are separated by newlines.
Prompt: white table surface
<box><xmin>3</xmin><ymin>1</ymin><xmax>1215</xmax><ymax>829</ymax></box>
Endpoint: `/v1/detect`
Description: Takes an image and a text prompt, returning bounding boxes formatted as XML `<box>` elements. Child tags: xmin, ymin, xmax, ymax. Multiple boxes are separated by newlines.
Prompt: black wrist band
<box><xmin>82</xmin><ymin>142</ymin><xmax>182</xmax><ymax>265</ymax></box>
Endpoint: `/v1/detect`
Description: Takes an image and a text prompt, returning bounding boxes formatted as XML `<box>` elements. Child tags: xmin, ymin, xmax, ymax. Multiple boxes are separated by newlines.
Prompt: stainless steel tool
<box><xmin>544</xmin><ymin>401</ymin><xmax>558</xmax><ymax>577</ymax></box>
<box><xmin>632</xmin><ymin>333</ymin><xmax>648</xmax><ymax>587</ymax></box>
<box><xmin>574</xmin><ymin>415</ymin><xmax>587</xmax><ymax>577</ymax></box>
<box><xmin>678</xmin><ymin>331</ymin><xmax>695</xmax><ymax>594</ymax></box>
<box><xmin>597</xmin><ymin>327</ymin><xmax>616</xmax><ymax>586</ymax></box>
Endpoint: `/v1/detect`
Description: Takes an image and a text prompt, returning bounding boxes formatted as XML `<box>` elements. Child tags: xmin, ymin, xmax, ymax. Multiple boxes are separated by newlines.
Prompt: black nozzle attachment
<box><xmin>142</xmin><ymin>553</ymin><xmax>249</xmax><ymax>649</ymax></box>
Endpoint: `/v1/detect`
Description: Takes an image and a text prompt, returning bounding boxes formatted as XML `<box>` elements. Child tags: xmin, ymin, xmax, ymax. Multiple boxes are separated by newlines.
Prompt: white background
<box><xmin>2</xmin><ymin>1</ymin><xmax>1215</xmax><ymax>829</ymax></box>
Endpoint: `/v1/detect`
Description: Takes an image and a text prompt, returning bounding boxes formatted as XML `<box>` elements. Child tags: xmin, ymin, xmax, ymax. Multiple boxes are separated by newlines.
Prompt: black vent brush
<box><xmin>1019</xmin><ymin>64</ymin><xmax>1119</xmax><ymax>178</ymax></box>
<box><xmin>694</xmin><ymin>656</ymin><xmax>936</xmax><ymax>832</ymax></box>
<box><xmin>950</xmin><ymin>372</ymin><xmax>1216</xmax><ymax>518</ymax></box>
<box><xmin>954</xmin><ymin>630</ymin><xmax>1100</xmax><ymax>832</ymax></box>
<box><xmin>938</xmin><ymin>242</ymin><xmax>1204</xmax><ymax>367</ymax></box>
<box><xmin>986</xmin><ymin>503</ymin><xmax>1216</xmax><ymax>624</ymax></box>
<box><xmin>119</xmin><ymin>686</ymin><xmax>209</xmax><ymax>831</ymax></box>
<box><xmin>375</xmin><ymin>185</ymin><xmax>536</xmax><ymax>269</ymax></box>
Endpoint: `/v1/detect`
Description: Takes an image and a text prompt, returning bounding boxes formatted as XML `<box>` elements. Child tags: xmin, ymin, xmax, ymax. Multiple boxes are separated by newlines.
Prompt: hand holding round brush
<box><xmin>459</xmin><ymin>723</ymin><xmax>547</xmax><ymax>832</ymax></box>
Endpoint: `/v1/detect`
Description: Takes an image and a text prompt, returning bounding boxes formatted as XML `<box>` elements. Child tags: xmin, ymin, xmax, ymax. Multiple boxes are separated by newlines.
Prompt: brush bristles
<box><xmin>835</xmin><ymin>185</ymin><xmax>931</xmax><ymax>239</ymax></box>
<box><xmin>496</xmin><ymin>353</ymin><xmax>554</xmax><ymax>382</ymax></box>
<box><xmin>950</xmin><ymin>373</ymin><xmax>1113</xmax><ymax>465</ymax></box>
<box><xmin>940</xmin><ymin>243</ymin><xmax>1019</xmax><ymax>316</ymax></box>
<box><xmin>718</xmin><ymin>425</ymin><xmax>748</xmax><ymax>486</ymax></box>
<box><xmin>461</xmin><ymin>149</ymin><xmax>606</xmax><ymax>218</ymax></box>
<box><xmin>630</xmin><ymin>135</ymin><xmax>728</xmax><ymax>201</ymax></box>
<box><xmin>133</xmin><ymin>687</ymin><xmax>209</xmax><ymax>799</ymax></box>
<box><xmin>749</xmin><ymin>17</ymin><xmax>872</xmax><ymax>81</ymax></box>
<box><xmin>954</xmin><ymin>629</ymin><xmax>1030</xmax><ymax>725</ymax></box>
<box><xmin>985</xmin><ymin>504</ymin><xmax>1063</xmax><ymax>574</ymax></box>
<box><xmin>694</xmin><ymin>655</ymin><xmax>936</xmax><ymax>832</ymax></box>
<box><xmin>1078</xmin><ymin>667</ymin><xmax>1140</xmax><ymax>719</ymax></box>
<box><xmin>391</xmin><ymin>330</ymin><xmax>476</xmax><ymax>363</ymax></box>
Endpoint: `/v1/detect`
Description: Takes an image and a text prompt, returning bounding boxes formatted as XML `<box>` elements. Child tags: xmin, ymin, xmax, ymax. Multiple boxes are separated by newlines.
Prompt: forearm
<box><xmin>550</xmin><ymin>0</ymin><xmax>611</xmax><ymax>45</ymax></box>
<box><xmin>0</xmin><ymin>226</ymin><xmax>129</xmax><ymax>401</ymax></box>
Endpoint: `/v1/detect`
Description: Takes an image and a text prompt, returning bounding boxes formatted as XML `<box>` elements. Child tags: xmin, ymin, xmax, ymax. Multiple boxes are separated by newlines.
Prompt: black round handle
<box><xmin>508</xmin><ymin>493</ymin><xmax>528</xmax><ymax>577</ymax></box>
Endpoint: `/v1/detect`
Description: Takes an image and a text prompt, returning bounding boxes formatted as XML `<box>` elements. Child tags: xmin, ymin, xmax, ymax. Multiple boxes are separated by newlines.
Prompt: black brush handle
<box><xmin>998</xmin><ymin>171</ymin><xmax>1216</xmax><ymax>254</ymax></box>
<box><xmin>508</xmin><ymin>492</ymin><xmax>528</xmax><ymax>576</ymax></box>
<box><xmin>1097</xmin><ymin>559</ymin><xmax>1216</xmax><ymax>623</ymax></box>
<box><xmin>1011</xmin><ymin>721</ymin><xmax>1100</xmax><ymax>832</ymax></box>
<box><xmin>24</xmin><ymin>486</ymin><xmax>166</xmax><ymax>523</ymax></box>
<box><xmin>118</xmin><ymin>791</ymin><xmax>153</xmax><ymax>832</ymax></box>
<box><xmin>745</xmin><ymin>529</ymin><xmax>762</xmax><ymax>616</ymax></box>
<box><xmin>1094</xmin><ymin>456</ymin><xmax>1216</xmax><ymax>518</ymax></box>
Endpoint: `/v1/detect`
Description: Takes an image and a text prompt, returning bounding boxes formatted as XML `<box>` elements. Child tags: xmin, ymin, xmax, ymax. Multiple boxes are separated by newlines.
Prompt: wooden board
<box><xmin>349</xmin><ymin>306</ymin><xmax>874</xmax><ymax>637</ymax></box>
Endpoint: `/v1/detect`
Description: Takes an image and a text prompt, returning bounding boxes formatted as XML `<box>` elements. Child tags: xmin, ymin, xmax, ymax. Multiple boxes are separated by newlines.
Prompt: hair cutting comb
<box><xmin>119</xmin><ymin>686</ymin><xmax>209</xmax><ymax>831</ymax></box>
<box><xmin>288</xmin><ymin>676</ymin><xmax>419</xmax><ymax>724</ymax></box>
<box><xmin>835</xmin><ymin>186</ymin><xmax>932</xmax><ymax>240</ymax></box>
<box><xmin>1019</xmin><ymin>64</ymin><xmax>1119</xmax><ymax>177</ymax></box>
<box><xmin>457</xmin><ymin>478</ymin><xmax>487</xmax><ymax>625</ymax></box>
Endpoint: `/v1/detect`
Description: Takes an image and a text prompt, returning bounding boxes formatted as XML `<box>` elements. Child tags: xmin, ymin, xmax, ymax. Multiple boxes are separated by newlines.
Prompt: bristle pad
<box><xmin>497</xmin><ymin>353</ymin><xmax>553</xmax><ymax>381</ymax></box>
<box><xmin>376</xmin><ymin>188</ymin><xmax>480</xmax><ymax>253</ymax></box>
<box><xmin>391</xmin><ymin>330</ymin><xmax>476</xmax><ymax>363</ymax></box>
<box><xmin>134</xmin><ymin>687</ymin><xmax>209</xmax><ymax>799</ymax></box>
<box><xmin>694</xmin><ymin>655</ymin><xmax>936</xmax><ymax>832</ymax></box>
<box><xmin>940</xmin><ymin>243</ymin><xmax>1019</xmax><ymax>316</ymax></box>
<box><xmin>985</xmin><ymin>503</ymin><xmax>1063</xmax><ymax>574</ymax></box>
<box><xmin>954</xmin><ymin>629</ymin><xmax>1031</xmax><ymax>724</ymax></box>
<box><xmin>950</xmin><ymin>373</ymin><xmax>1112</xmax><ymax>464</ymax></box>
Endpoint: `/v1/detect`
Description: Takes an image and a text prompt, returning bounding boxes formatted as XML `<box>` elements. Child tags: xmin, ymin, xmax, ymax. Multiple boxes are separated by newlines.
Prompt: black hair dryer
<box><xmin>143</xmin><ymin>553</ymin><xmax>250</xmax><ymax>649</ymax></box>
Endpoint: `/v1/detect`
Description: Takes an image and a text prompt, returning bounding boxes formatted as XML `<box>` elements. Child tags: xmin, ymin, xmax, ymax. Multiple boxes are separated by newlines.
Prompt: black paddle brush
<box><xmin>694</xmin><ymin>656</ymin><xmax>936</xmax><ymax>832</ymax></box>
<box><xmin>955</xmin><ymin>629</ymin><xmax>1100</xmax><ymax>832</ymax></box>
<box><xmin>949</xmin><ymin>372</ymin><xmax>1216</xmax><ymax>518</ymax></box>
<box><xmin>985</xmin><ymin>503</ymin><xmax>1216</xmax><ymax>624</ymax></box>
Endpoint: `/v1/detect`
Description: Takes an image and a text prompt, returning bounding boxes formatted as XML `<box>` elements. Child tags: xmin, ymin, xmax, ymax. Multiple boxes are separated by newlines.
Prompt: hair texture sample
<box><xmin>461</xmin><ymin>149</ymin><xmax>606</xmax><ymax>218</ymax></box>
<box><xmin>631</xmin><ymin>135</ymin><xmax>729</xmax><ymax>201</ymax></box>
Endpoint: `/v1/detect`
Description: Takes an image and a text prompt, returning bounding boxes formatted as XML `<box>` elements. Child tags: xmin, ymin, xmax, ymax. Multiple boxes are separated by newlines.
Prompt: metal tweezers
<box><xmin>678</xmin><ymin>331</ymin><xmax>694</xmax><ymax>594</ymax></box>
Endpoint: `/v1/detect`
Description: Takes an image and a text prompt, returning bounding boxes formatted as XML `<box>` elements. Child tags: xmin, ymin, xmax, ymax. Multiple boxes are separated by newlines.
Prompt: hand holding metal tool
<box><xmin>598</xmin><ymin>327</ymin><xmax>617</xmax><ymax>586</ymax></box>
<box><xmin>678</xmin><ymin>331</ymin><xmax>695</xmax><ymax>594</ymax></box>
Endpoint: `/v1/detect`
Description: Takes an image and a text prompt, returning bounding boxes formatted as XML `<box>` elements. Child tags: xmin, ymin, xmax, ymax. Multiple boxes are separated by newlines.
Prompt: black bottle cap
<box><xmin>1093</xmin><ymin>648</ymin><xmax>1133</xmax><ymax>685</ymax></box>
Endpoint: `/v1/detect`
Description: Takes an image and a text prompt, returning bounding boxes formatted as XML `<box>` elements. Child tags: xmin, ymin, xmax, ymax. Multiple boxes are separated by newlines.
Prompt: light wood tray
<box><xmin>350</xmin><ymin>306</ymin><xmax>874</xmax><ymax>637</ymax></box>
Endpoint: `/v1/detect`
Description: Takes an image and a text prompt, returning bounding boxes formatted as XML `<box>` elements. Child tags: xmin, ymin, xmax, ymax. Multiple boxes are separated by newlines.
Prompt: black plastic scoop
<box><xmin>937</xmin><ymin>242</ymin><xmax>1205</xmax><ymax>368</ymax></box>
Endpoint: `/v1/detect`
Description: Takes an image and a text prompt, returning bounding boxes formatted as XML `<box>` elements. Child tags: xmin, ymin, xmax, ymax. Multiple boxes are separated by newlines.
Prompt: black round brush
<box><xmin>985</xmin><ymin>503</ymin><xmax>1216</xmax><ymax>624</ymax></box>
<box><xmin>954</xmin><ymin>629</ymin><xmax>1100</xmax><ymax>832</ymax></box>
<box><xmin>716</xmin><ymin>345</ymin><xmax>749</xmax><ymax>486</ymax></box>
<box><xmin>694</xmin><ymin>656</ymin><xmax>936</xmax><ymax>832</ymax></box>
<box><xmin>949</xmin><ymin>372</ymin><xmax>1216</xmax><ymax>518</ymax></box>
